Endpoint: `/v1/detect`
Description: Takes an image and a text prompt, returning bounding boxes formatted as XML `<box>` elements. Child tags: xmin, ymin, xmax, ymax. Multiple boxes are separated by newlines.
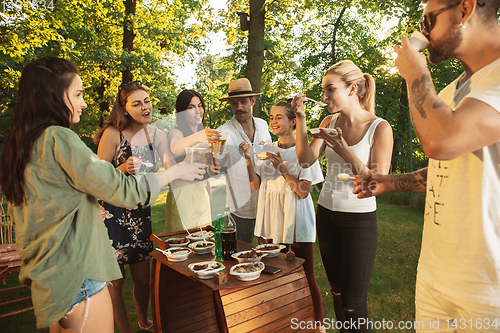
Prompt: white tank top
<box><xmin>318</xmin><ymin>114</ymin><xmax>386</xmax><ymax>213</ymax></box>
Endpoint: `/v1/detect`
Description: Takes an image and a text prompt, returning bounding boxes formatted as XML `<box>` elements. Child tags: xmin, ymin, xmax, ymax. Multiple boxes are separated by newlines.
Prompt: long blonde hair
<box><xmin>325</xmin><ymin>60</ymin><xmax>376</xmax><ymax>114</ymax></box>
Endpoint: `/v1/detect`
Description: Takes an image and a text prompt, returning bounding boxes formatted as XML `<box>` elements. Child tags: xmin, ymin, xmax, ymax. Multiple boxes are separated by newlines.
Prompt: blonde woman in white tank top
<box><xmin>292</xmin><ymin>60</ymin><xmax>393</xmax><ymax>332</ymax></box>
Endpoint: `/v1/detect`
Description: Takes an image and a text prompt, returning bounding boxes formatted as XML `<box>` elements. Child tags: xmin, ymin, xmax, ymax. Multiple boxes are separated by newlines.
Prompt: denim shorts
<box><xmin>67</xmin><ymin>279</ymin><xmax>108</xmax><ymax>313</ymax></box>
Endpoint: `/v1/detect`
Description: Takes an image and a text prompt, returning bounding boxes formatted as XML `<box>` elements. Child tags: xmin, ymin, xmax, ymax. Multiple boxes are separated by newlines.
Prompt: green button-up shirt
<box><xmin>9</xmin><ymin>126</ymin><xmax>160</xmax><ymax>328</ymax></box>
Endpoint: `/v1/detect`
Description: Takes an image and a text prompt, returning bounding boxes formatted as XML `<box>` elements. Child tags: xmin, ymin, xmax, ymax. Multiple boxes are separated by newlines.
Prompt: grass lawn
<box><xmin>0</xmin><ymin>185</ymin><xmax>424</xmax><ymax>332</ymax></box>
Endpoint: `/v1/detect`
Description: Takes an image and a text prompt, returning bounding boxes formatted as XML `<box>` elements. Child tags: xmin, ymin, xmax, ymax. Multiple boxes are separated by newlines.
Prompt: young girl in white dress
<box><xmin>239</xmin><ymin>100</ymin><xmax>326</xmax><ymax>333</ymax></box>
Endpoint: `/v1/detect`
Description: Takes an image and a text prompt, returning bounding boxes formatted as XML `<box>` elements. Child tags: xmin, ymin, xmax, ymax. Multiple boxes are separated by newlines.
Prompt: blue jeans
<box><xmin>67</xmin><ymin>279</ymin><xmax>108</xmax><ymax>313</ymax></box>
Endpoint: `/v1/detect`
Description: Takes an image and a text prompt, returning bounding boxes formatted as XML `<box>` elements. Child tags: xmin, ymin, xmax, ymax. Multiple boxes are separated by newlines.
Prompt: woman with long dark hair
<box><xmin>293</xmin><ymin>60</ymin><xmax>393</xmax><ymax>332</ymax></box>
<box><xmin>0</xmin><ymin>56</ymin><xmax>204</xmax><ymax>332</ymax></box>
<box><xmin>164</xmin><ymin>89</ymin><xmax>220</xmax><ymax>233</ymax></box>
<box><xmin>94</xmin><ymin>82</ymin><xmax>167</xmax><ymax>332</ymax></box>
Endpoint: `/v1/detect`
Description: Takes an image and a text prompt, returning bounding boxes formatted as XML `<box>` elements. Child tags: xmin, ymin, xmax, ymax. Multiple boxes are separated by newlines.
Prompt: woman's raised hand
<box><xmin>291</xmin><ymin>93</ymin><xmax>306</xmax><ymax>120</ymax></box>
<box><xmin>239</xmin><ymin>141</ymin><xmax>251</xmax><ymax>160</ymax></box>
<box><xmin>124</xmin><ymin>156</ymin><xmax>142</xmax><ymax>175</ymax></box>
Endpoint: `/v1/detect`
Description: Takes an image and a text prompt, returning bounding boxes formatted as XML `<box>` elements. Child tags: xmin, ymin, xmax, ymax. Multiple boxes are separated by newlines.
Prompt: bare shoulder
<box><xmin>97</xmin><ymin>126</ymin><xmax>121</xmax><ymax>160</ymax></box>
<box><xmin>100</xmin><ymin>126</ymin><xmax>121</xmax><ymax>145</ymax></box>
<box><xmin>151</xmin><ymin>127</ymin><xmax>168</xmax><ymax>149</ymax></box>
<box><xmin>375</xmin><ymin>118</ymin><xmax>392</xmax><ymax>132</ymax></box>
<box><xmin>149</xmin><ymin>125</ymin><xmax>168</xmax><ymax>140</ymax></box>
<box><xmin>373</xmin><ymin>118</ymin><xmax>393</xmax><ymax>142</ymax></box>
<box><xmin>167</xmin><ymin>127</ymin><xmax>184</xmax><ymax>140</ymax></box>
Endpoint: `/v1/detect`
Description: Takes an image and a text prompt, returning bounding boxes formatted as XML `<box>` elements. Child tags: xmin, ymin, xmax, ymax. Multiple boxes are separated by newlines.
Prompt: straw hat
<box><xmin>219</xmin><ymin>78</ymin><xmax>263</xmax><ymax>102</ymax></box>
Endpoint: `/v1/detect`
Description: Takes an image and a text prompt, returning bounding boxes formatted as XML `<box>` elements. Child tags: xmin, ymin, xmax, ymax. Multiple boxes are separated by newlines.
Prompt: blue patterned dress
<box><xmin>100</xmin><ymin>131</ymin><xmax>156</xmax><ymax>264</ymax></box>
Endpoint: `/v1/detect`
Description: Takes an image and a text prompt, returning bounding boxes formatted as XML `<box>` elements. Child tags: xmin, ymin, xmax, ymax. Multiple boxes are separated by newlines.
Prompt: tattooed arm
<box><xmin>393</xmin><ymin>37</ymin><xmax>500</xmax><ymax>161</ymax></box>
<box><xmin>352</xmin><ymin>168</ymin><xmax>427</xmax><ymax>199</ymax></box>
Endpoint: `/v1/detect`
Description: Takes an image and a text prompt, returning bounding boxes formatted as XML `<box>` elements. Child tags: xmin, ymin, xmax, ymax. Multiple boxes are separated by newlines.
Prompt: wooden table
<box><xmin>150</xmin><ymin>241</ymin><xmax>315</xmax><ymax>332</ymax></box>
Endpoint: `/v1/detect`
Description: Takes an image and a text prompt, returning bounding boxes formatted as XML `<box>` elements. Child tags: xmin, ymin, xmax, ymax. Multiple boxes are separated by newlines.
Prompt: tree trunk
<box><xmin>97</xmin><ymin>64</ymin><xmax>110</xmax><ymax>128</ymax></box>
<box><xmin>246</xmin><ymin>0</ymin><xmax>265</xmax><ymax>117</ymax></box>
<box><xmin>331</xmin><ymin>5</ymin><xmax>349</xmax><ymax>65</ymax></box>
<box><xmin>122</xmin><ymin>0</ymin><xmax>136</xmax><ymax>84</ymax></box>
<box><xmin>97</xmin><ymin>81</ymin><xmax>110</xmax><ymax>128</ymax></box>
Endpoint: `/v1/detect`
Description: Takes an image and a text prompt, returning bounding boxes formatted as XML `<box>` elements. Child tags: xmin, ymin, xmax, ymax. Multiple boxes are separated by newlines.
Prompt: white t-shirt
<box><xmin>254</xmin><ymin>142</ymin><xmax>324</xmax><ymax>243</ymax></box>
<box><xmin>318</xmin><ymin>114</ymin><xmax>385</xmax><ymax>212</ymax></box>
<box><xmin>418</xmin><ymin>58</ymin><xmax>500</xmax><ymax>306</ymax></box>
<box><xmin>218</xmin><ymin>117</ymin><xmax>272</xmax><ymax>219</ymax></box>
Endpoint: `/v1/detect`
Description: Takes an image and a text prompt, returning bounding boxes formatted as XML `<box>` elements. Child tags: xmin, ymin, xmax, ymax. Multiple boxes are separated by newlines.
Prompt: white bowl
<box><xmin>230</xmin><ymin>262</ymin><xmax>265</xmax><ymax>281</ymax></box>
<box><xmin>188</xmin><ymin>241</ymin><xmax>215</xmax><ymax>255</ymax></box>
<box><xmin>162</xmin><ymin>247</ymin><xmax>192</xmax><ymax>262</ymax></box>
<box><xmin>166</xmin><ymin>237</ymin><xmax>190</xmax><ymax>247</ymax></box>
<box><xmin>254</xmin><ymin>152</ymin><xmax>268</xmax><ymax>160</ymax></box>
<box><xmin>186</xmin><ymin>231</ymin><xmax>214</xmax><ymax>242</ymax></box>
<box><xmin>254</xmin><ymin>244</ymin><xmax>286</xmax><ymax>258</ymax></box>
<box><xmin>309</xmin><ymin>128</ymin><xmax>337</xmax><ymax>139</ymax></box>
<box><xmin>188</xmin><ymin>261</ymin><xmax>225</xmax><ymax>279</ymax></box>
<box><xmin>232</xmin><ymin>249</ymin><xmax>268</xmax><ymax>263</ymax></box>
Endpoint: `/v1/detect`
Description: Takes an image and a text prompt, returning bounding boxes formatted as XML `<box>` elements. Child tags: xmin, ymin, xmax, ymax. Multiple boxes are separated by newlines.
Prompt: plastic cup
<box><xmin>185</xmin><ymin>147</ymin><xmax>207</xmax><ymax>163</ymax></box>
<box><xmin>409</xmin><ymin>31</ymin><xmax>429</xmax><ymax>52</ymax></box>
<box><xmin>211</xmin><ymin>131</ymin><xmax>228</xmax><ymax>156</ymax></box>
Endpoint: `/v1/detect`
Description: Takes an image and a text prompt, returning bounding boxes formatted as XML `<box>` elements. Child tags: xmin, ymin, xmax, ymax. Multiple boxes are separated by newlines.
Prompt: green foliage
<box><xmin>0</xmin><ymin>0</ymin><xmax>215</xmax><ymax>148</ymax></box>
<box><xmin>0</xmin><ymin>0</ymin><xmax>472</xmax><ymax>173</ymax></box>
<box><xmin>204</xmin><ymin>0</ymin><xmax>468</xmax><ymax>174</ymax></box>
<box><xmin>194</xmin><ymin>54</ymin><xmax>236</xmax><ymax>129</ymax></box>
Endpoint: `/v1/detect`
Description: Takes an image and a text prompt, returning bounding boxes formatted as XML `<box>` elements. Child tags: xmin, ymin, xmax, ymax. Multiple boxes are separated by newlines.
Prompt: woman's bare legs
<box><xmin>129</xmin><ymin>260</ymin><xmax>152</xmax><ymax>329</ymax></box>
<box><xmin>107</xmin><ymin>261</ymin><xmax>152</xmax><ymax>332</ymax></box>
<box><xmin>107</xmin><ymin>265</ymin><xmax>134</xmax><ymax>333</ymax></box>
<box><xmin>49</xmin><ymin>286</ymin><xmax>113</xmax><ymax>333</ymax></box>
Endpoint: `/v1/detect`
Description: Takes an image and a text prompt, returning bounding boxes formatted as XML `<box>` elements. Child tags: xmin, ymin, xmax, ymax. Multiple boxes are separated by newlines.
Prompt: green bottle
<box><xmin>214</xmin><ymin>214</ymin><xmax>223</xmax><ymax>262</ymax></box>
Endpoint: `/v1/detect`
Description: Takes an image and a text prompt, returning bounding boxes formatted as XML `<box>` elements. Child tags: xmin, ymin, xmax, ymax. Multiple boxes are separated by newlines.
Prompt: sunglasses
<box><xmin>420</xmin><ymin>1</ymin><xmax>485</xmax><ymax>35</ymax></box>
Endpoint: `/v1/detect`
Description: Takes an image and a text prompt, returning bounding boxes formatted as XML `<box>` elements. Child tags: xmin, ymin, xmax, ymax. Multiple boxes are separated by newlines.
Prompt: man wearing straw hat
<box><xmin>218</xmin><ymin>78</ymin><xmax>272</xmax><ymax>244</ymax></box>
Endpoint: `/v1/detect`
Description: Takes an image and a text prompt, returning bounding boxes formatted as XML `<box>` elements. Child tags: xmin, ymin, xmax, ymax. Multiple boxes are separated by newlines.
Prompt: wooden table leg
<box><xmin>213</xmin><ymin>290</ymin><xmax>228</xmax><ymax>333</ymax></box>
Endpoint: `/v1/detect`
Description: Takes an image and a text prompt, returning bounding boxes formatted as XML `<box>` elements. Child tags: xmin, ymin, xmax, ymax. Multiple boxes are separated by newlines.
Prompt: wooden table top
<box><xmin>151</xmin><ymin>240</ymin><xmax>305</xmax><ymax>291</ymax></box>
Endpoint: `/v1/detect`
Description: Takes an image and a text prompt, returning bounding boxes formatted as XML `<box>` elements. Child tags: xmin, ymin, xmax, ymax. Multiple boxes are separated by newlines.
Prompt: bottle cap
<box><xmin>217</xmin><ymin>214</ymin><xmax>223</xmax><ymax>219</ymax></box>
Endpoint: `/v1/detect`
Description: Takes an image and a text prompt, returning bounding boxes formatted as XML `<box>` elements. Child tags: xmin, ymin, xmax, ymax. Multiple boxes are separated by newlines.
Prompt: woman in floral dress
<box><xmin>94</xmin><ymin>81</ymin><xmax>169</xmax><ymax>332</ymax></box>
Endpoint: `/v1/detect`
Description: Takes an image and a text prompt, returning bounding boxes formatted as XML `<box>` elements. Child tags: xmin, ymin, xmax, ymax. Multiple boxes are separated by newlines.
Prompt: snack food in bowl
<box><xmin>160</xmin><ymin>247</ymin><xmax>192</xmax><ymax>262</ymax></box>
<box><xmin>186</xmin><ymin>231</ymin><xmax>214</xmax><ymax>242</ymax></box>
<box><xmin>188</xmin><ymin>261</ymin><xmax>225</xmax><ymax>279</ymax></box>
<box><xmin>254</xmin><ymin>244</ymin><xmax>286</xmax><ymax>258</ymax></box>
<box><xmin>308</xmin><ymin>128</ymin><xmax>337</xmax><ymax>139</ymax></box>
<box><xmin>166</xmin><ymin>237</ymin><xmax>190</xmax><ymax>247</ymax></box>
<box><xmin>188</xmin><ymin>241</ymin><xmax>215</xmax><ymax>255</ymax></box>
<box><xmin>232</xmin><ymin>249</ymin><xmax>268</xmax><ymax>263</ymax></box>
<box><xmin>230</xmin><ymin>262</ymin><xmax>265</xmax><ymax>281</ymax></box>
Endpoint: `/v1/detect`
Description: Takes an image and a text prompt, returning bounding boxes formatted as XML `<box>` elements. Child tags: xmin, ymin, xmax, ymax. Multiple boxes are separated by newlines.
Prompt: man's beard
<box><xmin>428</xmin><ymin>26</ymin><xmax>462</xmax><ymax>64</ymax></box>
